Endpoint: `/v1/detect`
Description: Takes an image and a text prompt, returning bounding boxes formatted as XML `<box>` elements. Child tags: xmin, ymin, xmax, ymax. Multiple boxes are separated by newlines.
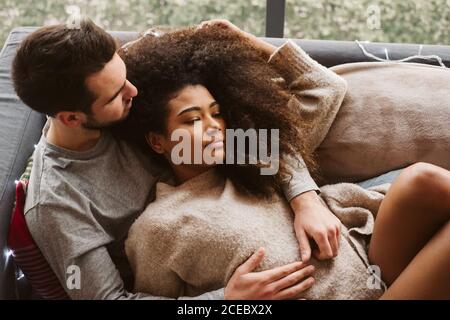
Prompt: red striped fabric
<box><xmin>7</xmin><ymin>181</ymin><xmax>69</xmax><ymax>300</ymax></box>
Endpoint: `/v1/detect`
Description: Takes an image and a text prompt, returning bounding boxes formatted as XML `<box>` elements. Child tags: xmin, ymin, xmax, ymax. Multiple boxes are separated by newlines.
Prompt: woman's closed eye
<box><xmin>184</xmin><ymin>112</ymin><xmax>222</xmax><ymax>125</ymax></box>
<box><xmin>185</xmin><ymin>117</ymin><xmax>201</xmax><ymax>125</ymax></box>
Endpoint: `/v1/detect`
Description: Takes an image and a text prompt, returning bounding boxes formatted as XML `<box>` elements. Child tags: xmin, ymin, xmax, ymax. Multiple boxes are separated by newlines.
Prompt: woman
<box><xmin>116</xmin><ymin>23</ymin><xmax>450</xmax><ymax>299</ymax></box>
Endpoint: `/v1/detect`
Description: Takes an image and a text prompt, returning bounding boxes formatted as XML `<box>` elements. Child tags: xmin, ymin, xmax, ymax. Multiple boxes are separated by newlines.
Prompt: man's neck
<box><xmin>46</xmin><ymin>118</ymin><xmax>102</xmax><ymax>152</ymax></box>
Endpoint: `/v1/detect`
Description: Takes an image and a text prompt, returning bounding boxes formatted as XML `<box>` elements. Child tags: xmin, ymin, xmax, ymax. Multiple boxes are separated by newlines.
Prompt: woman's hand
<box><xmin>197</xmin><ymin>19</ymin><xmax>277</xmax><ymax>58</ymax></box>
<box><xmin>197</xmin><ymin>19</ymin><xmax>242</xmax><ymax>34</ymax></box>
<box><xmin>290</xmin><ymin>191</ymin><xmax>342</xmax><ymax>262</ymax></box>
<box><xmin>224</xmin><ymin>247</ymin><xmax>315</xmax><ymax>300</ymax></box>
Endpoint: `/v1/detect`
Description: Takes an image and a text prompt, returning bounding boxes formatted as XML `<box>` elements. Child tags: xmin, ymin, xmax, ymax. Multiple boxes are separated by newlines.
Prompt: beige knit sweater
<box><xmin>125</xmin><ymin>41</ymin><xmax>387</xmax><ymax>299</ymax></box>
<box><xmin>126</xmin><ymin>169</ymin><xmax>387</xmax><ymax>299</ymax></box>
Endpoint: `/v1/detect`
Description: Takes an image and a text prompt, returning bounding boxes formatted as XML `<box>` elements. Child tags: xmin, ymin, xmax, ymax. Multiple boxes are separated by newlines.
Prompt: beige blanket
<box><xmin>126</xmin><ymin>169</ymin><xmax>389</xmax><ymax>300</ymax></box>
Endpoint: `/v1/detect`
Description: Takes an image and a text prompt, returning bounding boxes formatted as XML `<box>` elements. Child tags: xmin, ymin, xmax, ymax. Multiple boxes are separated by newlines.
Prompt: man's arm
<box><xmin>25</xmin><ymin>204</ymin><xmax>223</xmax><ymax>300</ymax></box>
<box><xmin>27</xmin><ymin>203</ymin><xmax>313</xmax><ymax>300</ymax></box>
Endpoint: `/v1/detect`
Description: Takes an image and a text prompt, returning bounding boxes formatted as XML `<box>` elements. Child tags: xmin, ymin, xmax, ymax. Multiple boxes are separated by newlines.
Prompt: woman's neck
<box><xmin>170</xmin><ymin>163</ymin><xmax>214</xmax><ymax>185</ymax></box>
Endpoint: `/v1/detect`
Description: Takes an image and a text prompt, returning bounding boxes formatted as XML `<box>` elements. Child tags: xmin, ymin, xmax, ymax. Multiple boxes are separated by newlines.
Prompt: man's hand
<box><xmin>224</xmin><ymin>248</ymin><xmax>315</xmax><ymax>300</ymax></box>
<box><xmin>197</xmin><ymin>19</ymin><xmax>277</xmax><ymax>58</ymax></box>
<box><xmin>290</xmin><ymin>191</ymin><xmax>342</xmax><ymax>262</ymax></box>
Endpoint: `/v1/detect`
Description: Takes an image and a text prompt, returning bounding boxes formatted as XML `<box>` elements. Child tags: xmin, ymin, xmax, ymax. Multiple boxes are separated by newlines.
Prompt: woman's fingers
<box><xmin>271</xmin><ymin>265</ymin><xmax>315</xmax><ymax>293</ymax></box>
<box><xmin>197</xmin><ymin>19</ymin><xmax>236</xmax><ymax>31</ymax></box>
<box><xmin>276</xmin><ymin>276</ymin><xmax>315</xmax><ymax>300</ymax></box>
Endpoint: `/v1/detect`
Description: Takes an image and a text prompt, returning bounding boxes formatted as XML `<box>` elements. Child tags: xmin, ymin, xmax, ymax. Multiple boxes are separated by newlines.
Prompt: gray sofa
<box><xmin>1</xmin><ymin>27</ymin><xmax>449</xmax><ymax>300</ymax></box>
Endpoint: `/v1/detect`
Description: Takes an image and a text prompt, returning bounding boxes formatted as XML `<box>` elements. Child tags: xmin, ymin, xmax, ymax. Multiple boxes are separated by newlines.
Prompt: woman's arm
<box><xmin>266</xmin><ymin>40</ymin><xmax>346</xmax><ymax>262</ymax></box>
<box><xmin>267</xmin><ymin>40</ymin><xmax>348</xmax><ymax>152</ymax></box>
<box><xmin>205</xmin><ymin>20</ymin><xmax>348</xmax><ymax>152</ymax></box>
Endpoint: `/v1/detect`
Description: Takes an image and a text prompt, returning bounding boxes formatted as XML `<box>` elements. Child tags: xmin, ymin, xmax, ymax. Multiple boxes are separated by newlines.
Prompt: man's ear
<box><xmin>145</xmin><ymin>132</ymin><xmax>165</xmax><ymax>154</ymax></box>
<box><xmin>55</xmin><ymin>111</ymin><xmax>84</xmax><ymax>128</ymax></box>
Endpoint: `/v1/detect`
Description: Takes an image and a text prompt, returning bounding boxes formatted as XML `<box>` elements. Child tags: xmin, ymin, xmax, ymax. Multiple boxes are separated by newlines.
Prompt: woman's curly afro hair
<box><xmin>115</xmin><ymin>26</ymin><xmax>318</xmax><ymax>199</ymax></box>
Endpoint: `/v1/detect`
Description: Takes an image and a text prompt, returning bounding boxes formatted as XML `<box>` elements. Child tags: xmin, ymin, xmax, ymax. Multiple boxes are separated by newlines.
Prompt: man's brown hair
<box><xmin>12</xmin><ymin>18</ymin><xmax>118</xmax><ymax>116</ymax></box>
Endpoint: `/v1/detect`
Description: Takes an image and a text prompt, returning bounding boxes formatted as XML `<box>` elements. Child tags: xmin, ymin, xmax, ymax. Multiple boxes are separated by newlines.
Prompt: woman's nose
<box><xmin>205</xmin><ymin>126</ymin><xmax>221</xmax><ymax>136</ymax></box>
<box><xmin>206</xmin><ymin>114</ymin><xmax>222</xmax><ymax>128</ymax></box>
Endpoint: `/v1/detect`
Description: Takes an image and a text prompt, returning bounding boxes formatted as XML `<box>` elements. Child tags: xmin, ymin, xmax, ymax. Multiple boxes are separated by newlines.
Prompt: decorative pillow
<box><xmin>315</xmin><ymin>61</ymin><xmax>450</xmax><ymax>185</ymax></box>
<box><xmin>7</xmin><ymin>156</ymin><xmax>69</xmax><ymax>300</ymax></box>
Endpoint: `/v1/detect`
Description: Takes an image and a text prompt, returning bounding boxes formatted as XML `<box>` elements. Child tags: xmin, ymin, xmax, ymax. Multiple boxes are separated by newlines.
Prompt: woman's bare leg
<box><xmin>379</xmin><ymin>221</ymin><xmax>450</xmax><ymax>299</ymax></box>
<box><xmin>368</xmin><ymin>162</ymin><xmax>450</xmax><ymax>299</ymax></box>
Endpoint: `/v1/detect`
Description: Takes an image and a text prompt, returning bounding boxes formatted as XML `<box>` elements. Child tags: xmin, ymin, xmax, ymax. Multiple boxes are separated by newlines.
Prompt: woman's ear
<box><xmin>145</xmin><ymin>132</ymin><xmax>165</xmax><ymax>154</ymax></box>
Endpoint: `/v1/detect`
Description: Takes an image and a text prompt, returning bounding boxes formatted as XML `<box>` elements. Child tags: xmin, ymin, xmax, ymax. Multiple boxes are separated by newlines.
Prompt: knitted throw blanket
<box><xmin>126</xmin><ymin>169</ymin><xmax>388</xmax><ymax>299</ymax></box>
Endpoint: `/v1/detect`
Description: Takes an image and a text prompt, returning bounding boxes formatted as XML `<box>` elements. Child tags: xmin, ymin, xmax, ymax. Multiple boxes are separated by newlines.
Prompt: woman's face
<box><xmin>147</xmin><ymin>84</ymin><xmax>226</xmax><ymax>168</ymax></box>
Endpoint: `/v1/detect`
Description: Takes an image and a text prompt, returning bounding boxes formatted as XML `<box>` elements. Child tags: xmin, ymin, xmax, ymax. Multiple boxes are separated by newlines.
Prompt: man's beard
<box><xmin>81</xmin><ymin>113</ymin><xmax>127</xmax><ymax>130</ymax></box>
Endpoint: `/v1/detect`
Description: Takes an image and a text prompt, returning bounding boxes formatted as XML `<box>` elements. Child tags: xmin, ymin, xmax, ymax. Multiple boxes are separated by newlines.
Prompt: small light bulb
<box><xmin>17</xmin><ymin>270</ymin><xmax>25</xmax><ymax>280</ymax></box>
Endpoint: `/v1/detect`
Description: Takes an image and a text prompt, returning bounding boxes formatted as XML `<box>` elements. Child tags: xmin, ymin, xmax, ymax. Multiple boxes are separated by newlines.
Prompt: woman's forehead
<box><xmin>168</xmin><ymin>85</ymin><xmax>214</xmax><ymax>109</ymax></box>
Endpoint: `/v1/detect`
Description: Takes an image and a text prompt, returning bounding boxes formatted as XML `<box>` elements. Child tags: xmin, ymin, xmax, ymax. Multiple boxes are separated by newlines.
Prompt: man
<box><xmin>11</xmin><ymin>18</ymin><xmax>341</xmax><ymax>299</ymax></box>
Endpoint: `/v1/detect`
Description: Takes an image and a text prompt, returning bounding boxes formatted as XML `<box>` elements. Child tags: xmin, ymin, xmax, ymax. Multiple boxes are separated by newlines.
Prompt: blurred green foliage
<box><xmin>285</xmin><ymin>0</ymin><xmax>449</xmax><ymax>44</ymax></box>
<box><xmin>0</xmin><ymin>0</ymin><xmax>449</xmax><ymax>49</ymax></box>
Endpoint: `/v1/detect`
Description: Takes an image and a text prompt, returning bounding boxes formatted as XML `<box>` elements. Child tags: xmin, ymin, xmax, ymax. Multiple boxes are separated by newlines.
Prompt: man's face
<box><xmin>83</xmin><ymin>53</ymin><xmax>138</xmax><ymax>129</ymax></box>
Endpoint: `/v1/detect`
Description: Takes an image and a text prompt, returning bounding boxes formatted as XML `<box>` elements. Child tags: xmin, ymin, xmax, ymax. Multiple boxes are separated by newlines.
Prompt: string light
<box><xmin>16</xmin><ymin>270</ymin><xmax>25</xmax><ymax>281</ymax></box>
<box><xmin>5</xmin><ymin>249</ymin><xmax>13</xmax><ymax>259</ymax></box>
<box><xmin>355</xmin><ymin>40</ymin><xmax>447</xmax><ymax>68</ymax></box>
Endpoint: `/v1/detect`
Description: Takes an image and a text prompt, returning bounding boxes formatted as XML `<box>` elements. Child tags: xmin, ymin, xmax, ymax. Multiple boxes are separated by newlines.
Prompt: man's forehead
<box><xmin>86</xmin><ymin>53</ymin><xmax>126</xmax><ymax>93</ymax></box>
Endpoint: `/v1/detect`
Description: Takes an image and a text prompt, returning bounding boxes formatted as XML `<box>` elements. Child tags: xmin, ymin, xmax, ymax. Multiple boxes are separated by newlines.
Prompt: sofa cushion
<box><xmin>0</xmin><ymin>27</ymin><xmax>47</xmax><ymax>299</ymax></box>
<box><xmin>7</xmin><ymin>157</ymin><xmax>69</xmax><ymax>300</ymax></box>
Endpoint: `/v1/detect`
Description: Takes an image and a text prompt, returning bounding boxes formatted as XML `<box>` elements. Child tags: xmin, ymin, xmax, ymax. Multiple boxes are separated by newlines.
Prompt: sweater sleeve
<box><xmin>26</xmin><ymin>203</ymin><xmax>223</xmax><ymax>300</ymax></box>
<box><xmin>268</xmin><ymin>40</ymin><xmax>348</xmax><ymax>200</ymax></box>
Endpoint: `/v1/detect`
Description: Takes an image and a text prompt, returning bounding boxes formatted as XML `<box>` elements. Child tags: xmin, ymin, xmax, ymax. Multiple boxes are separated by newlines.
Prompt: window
<box><xmin>285</xmin><ymin>0</ymin><xmax>449</xmax><ymax>44</ymax></box>
<box><xmin>0</xmin><ymin>0</ymin><xmax>266</xmax><ymax>48</ymax></box>
<box><xmin>1</xmin><ymin>0</ymin><xmax>448</xmax><ymax>48</ymax></box>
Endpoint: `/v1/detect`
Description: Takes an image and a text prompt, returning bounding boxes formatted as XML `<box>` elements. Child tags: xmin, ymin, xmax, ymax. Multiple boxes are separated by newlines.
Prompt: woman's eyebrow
<box><xmin>177</xmin><ymin>101</ymin><xmax>218</xmax><ymax>117</ymax></box>
<box><xmin>209</xmin><ymin>101</ymin><xmax>219</xmax><ymax>108</ymax></box>
<box><xmin>177</xmin><ymin>106</ymin><xmax>201</xmax><ymax>117</ymax></box>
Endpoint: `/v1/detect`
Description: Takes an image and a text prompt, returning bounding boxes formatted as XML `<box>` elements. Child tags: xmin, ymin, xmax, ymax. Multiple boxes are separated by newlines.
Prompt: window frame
<box><xmin>265</xmin><ymin>0</ymin><xmax>286</xmax><ymax>38</ymax></box>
